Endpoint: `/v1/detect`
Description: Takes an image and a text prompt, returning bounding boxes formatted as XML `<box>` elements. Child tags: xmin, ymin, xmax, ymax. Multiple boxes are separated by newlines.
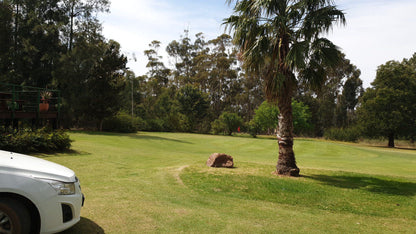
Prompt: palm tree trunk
<box><xmin>275</xmin><ymin>93</ymin><xmax>300</xmax><ymax>176</ymax></box>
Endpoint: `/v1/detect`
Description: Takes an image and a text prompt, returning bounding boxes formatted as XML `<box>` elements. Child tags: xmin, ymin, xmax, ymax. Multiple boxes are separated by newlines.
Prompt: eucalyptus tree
<box><xmin>207</xmin><ymin>34</ymin><xmax>239</xmax><ymax>117</ymax></box>
<box><xmin>62</xmin><ymin>0</ymin><xmax>110</xmax><ymax>51</ymax></box>
<box><xmin>144</xmin><ymin>40</ymin><xmax>170</xmax><ymax>95</ymax></box>
<box><xmin>338</xmin><ymin>71</ymin><xmax>363</xmax><ymax>127</ymax></box>
<box><xmin>224</xmin><ymin>0</ymin><xmax>345</xmax><ymax>176</ymax></box>
<box><xmin>0</xmin><ymin>2</ymin><xmax>13</xmax><ymax>81</ymax></box>
<box><xmin>166</xmin><ymin>30</ymin><xmax>194</xmax><ymax>86</ymax></box>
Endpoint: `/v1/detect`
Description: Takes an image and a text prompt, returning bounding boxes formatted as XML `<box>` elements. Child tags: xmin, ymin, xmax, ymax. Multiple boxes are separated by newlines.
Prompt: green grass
<box><xmin>43</xmin><ymin>132</ymin><xmax>416</xmax><ymax>233</ymax></box>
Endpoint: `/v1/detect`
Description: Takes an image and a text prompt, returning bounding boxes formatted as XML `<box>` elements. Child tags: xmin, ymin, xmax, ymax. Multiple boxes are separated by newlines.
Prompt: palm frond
<box><xmin>224</xmin><ymin>0</ymin><xmax>345</xmax><ymax>100</ymax></box>
<box><xmin>299</xmin><ymin>37</ymin><xmax>343</xmax><ymax>90</ymax></box>
<box><xmin>286</xmin><ymin>40</ymin><xmax>309</xmax><ymax>71</ymax></box>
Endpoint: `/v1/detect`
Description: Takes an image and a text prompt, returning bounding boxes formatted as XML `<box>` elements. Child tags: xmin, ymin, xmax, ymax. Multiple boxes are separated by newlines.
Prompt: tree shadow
<box><xmin>395</xmin><ymin>147</ymin><xmax>416</xmax><ymax>151</ymax></box>
<box><xmin>126</xmin><ymin>133</ymin><xmax>192</xmax><ymax>144</ymax></box>
<box><xmin>35</xmin><ymin>149</ymin><xmax>92</xmax><ymax>158</ymax></box>
<box><xmin>304</xmin><ymin>174</ymin><xmax>416</xmax><ymax>196</ymax></box>
<box><xmin>371</xmin><ymin>145</ymin><xmax>416</xmax><ymax>151</ymax></box>
<box><xmin>75</xmin><ymin>131</ymin><xmax>192</xmax><ymax>144</ymax></box>
<box><xmin>58</xmin><ymin>217</ymin><xmax>104</xmax><ymax>234</ymax></box>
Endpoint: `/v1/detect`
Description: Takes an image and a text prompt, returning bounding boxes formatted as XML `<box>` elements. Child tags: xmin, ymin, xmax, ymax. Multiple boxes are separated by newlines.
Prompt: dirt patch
<box><xmin>174</xmin><ymin>165</ymin><xmax>189</xmax><ymax>185</ymax></box>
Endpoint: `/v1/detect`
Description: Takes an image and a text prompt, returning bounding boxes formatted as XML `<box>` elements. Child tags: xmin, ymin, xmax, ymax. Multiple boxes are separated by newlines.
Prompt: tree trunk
<box><xmin>69</xmin><ymin>4</ymin><xmax>74</xmax><ymax>51</ymax></box>
<box><xmin>99</xmin><ymin>119</ymin><xmax>104</xmax><ymax>132</ymax></box>
<box><xmin>275</xmin><ymin>93</ymin><xmax>300</xmax><ymax>176</ymax></box>
<box><xmin>14</xmin><ymin>3</ymin><xmax>19</xmax><ymax>51</ymax></box>
<box><xmin>388</xmin><ymin>133</ymin><xmax>395</xmax><ymax>148</ymax></box>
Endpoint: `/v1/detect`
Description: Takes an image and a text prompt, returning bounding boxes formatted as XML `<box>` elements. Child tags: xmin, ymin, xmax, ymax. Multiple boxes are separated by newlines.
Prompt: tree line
<box><xmin>1</xmin><ymin>0</ymin><xmax>415</xmax><ymax>149</ymax></box>
<box><xmin>119</xmin><ymin>30</ymin><xmax>365</xmax><ymax>137</ymax></box>
<box><xmin>0</xmin><ymin>0</ymin><xmax>125</xmax><ymax>130</ymax></box>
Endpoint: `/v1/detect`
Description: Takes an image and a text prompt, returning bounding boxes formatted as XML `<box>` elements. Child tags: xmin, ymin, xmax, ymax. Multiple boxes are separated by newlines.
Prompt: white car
<box><xmin>0</xmin><ymin>150</ymin><xmax>84</xmax><ymax>233</ymax></box>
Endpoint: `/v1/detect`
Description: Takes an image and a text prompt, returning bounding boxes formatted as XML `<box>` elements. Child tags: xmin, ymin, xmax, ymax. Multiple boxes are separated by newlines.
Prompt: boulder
<box><xmin>206</xmin><ymin>153</ymin><xmax>234</xmax><ymax>168</ymax></box>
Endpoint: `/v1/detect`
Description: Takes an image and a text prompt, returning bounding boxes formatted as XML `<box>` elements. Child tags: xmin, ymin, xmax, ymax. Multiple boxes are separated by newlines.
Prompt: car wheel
<box><xmin>0</xmin><ymin>198</ymin><xmax>31</xmax><ymax>234</ymax></box>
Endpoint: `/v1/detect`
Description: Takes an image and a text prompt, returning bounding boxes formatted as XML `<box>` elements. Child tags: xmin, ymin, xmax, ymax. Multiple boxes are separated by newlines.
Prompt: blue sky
<box><xmin>100</xmin><ymin>0</ymin><xmax>416</xmax><ymax>88</ymax></box>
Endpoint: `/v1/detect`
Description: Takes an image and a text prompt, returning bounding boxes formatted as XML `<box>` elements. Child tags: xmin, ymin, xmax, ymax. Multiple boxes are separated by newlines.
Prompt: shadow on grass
<box><xmin>58</xmin><ymin>217</ymin><xmax>104</xmax><ymax>234</ymax></box>
<box><xmin>373</xmin><ymin>146</ymin><xmax>416</xmax><ymax>151</ymax></box>
<box><xmin>35</xmin><ymin>149</ymin><xmax>92</xmax><ymax>158</ymax></box>
<box><xmin>305</xmin><ymin>174</ymin><xmax>416</xmax><ymax>196</ymax></box>
<box><xmin>74</xmin><ymin>130</ymin><xmax>192</xmax><ymax>144</ymax></box>
<box><xmin>127</xmin><ymin>133</ymin><xmax>192</xmax><ymax>144</ymax></box>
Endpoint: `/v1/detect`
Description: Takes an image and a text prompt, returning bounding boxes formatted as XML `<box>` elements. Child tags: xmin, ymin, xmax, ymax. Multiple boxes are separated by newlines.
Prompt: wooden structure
<box><xmin>0</xmin><ymin>83</ymin><xmax>61</xmax><ymax>129</ymax></box>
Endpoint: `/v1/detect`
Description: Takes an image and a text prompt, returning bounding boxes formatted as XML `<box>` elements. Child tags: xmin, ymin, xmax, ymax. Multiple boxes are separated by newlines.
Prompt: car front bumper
<box><xmin>38</xmin><ymin>181</ymin><xmax>84</xmax><ymax>234</ymax></box>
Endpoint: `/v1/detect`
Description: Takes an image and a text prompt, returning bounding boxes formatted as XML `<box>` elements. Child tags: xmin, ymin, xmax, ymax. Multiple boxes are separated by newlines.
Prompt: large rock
<box><xmin>206</xmin><ymin>153</ymin><xmax>234</xmax><ymax>168</ymax></box>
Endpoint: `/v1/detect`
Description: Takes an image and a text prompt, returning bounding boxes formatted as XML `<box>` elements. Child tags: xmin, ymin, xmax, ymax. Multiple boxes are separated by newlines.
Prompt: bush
<box><xmin>292</xmin><ymin>100</ymin><xmax>313</xmax><ymax>135</ymax></box>
<box><xmin>211</xmin><ymin>112</ymin><xmax>243</xmax><ymax>135</ymax></box>
<box><xmin>211</xmin><ymin>118</ymin><xmax>226</xmax><ymax>135</ymax></box>
<box><xmin>250</xmin><ymin>100</ymin><xmax>312</xmax><ymax>137</ymax></box>
<box><xmin>251</xmin><ymin>101</ymin><xmax>279</xmax><ymax>135</ymax></box>
<box><xmin>324</xmin><ymin>126</ymin><xmax>361</xmax><ymax>142</ymax></box>
<box><xmin>145</xmin><ymin>118</ymin><xmax>165</xmax><ymax>132</ymax></box>
<box><xmin>247</xmin><ymin>120</ymin><xmax>261</xmax><ymax>138</ymax></box>
<box><xmin>0</xmin><ymin>129</ymin><xmax>72</xmax><ymax>153</ymax></box>
<box><xmin>102</xmin><ymin>112</ymin><xmax>145</xmax><ymax>133</ymax></box>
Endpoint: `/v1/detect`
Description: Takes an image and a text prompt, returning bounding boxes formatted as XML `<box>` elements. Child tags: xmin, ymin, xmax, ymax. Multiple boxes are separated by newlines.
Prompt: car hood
<box><xmin>0</xmin><ymin>150</ymin><xmax>76</xmax><ymax>182</ymax></box>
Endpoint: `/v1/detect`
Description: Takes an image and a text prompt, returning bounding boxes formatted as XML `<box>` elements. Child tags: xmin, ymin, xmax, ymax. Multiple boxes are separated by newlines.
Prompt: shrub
<box><xmin>250</xmin><ymin>100</ymin><xmax>312</xmax><ymax>137</ymax></box>
<box><xmin>247</xmin><ymin>120</ymin><xmax>261</xmax><ymax>138</ymax></box>
<box><xmin>211</xmin><ymin>112</ymin><xmax>243</xmax><ymax>135</ymax></box>
<box><xmin>145</xmin><ymin>118</ymin><xmax>165</xmax><ymax>132</ymax></box>
<box><xmin>102</xmin><ymin>112</ymin><xmax>145</xmax><ymax>133</ymax></box>
<box><xmin>324</xmin><ymin>126</ymin><xmax>361</xmax><ymax>142</ymax></box>
<box><xmin>252</xmin><ymin>101</ymin><xmax>279</xmax><ymax>135</ymax></box>
<box><xmin>292</xmin><ymin>100</ymin><xmax>313</xmax><ymax>135</ymax></box>
<box><xmin>211</xmin><ymin>118</ymin><xmax>226</xmax><ymax>135</ymax></box>
<box><xmin>0</xmin><ymin>129</ymin><xmax>72</xmax><ymax>153</ymax></box>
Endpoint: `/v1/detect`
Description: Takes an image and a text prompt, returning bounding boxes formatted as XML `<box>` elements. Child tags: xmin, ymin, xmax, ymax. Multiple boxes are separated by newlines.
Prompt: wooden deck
<box><xmin>0</xmin><ymin>111</ymin><xmax>59</xmax><ymax>119</ymax></box>
<box><xmin>0</xmin><ymin>83</ymin><xmax>61</xmax><ymax>128</ymax></box>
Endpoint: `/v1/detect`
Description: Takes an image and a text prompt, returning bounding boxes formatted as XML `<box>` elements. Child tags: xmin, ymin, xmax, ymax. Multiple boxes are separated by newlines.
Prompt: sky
<box><xmin>100</xmin><ymin>0</ymin><xmax>416</xmax><ymax>88</ymax></box>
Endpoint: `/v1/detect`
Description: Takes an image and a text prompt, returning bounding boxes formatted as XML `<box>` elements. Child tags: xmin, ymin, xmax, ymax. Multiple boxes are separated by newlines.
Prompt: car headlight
<box><xmin>38</xmin><ymin>179</ymin><xmax>76</xmax><ymax>195</ymax></box>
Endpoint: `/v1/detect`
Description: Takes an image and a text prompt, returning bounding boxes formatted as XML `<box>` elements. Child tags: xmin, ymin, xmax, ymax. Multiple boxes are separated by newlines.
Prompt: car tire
<box><xmin>0</xmin><ymin>197</ymin><xmax>31</xmax><ymax>234</ymax></box>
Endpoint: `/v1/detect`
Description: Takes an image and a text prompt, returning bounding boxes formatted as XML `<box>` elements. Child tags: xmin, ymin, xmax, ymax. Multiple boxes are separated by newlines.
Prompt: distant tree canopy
<box><xmin>5</xmin><ymin>0</ymin><xmax>399</xmax><ymax>143</ymax></box>
<box><xmin>357</xmin><ymin>53</ymin><xmax>416</xmax><ymax>147</ymax></box>
<box><xmin>0</xmin><ymin>1</ymin><xmax>363</xmax><ymax>136</ymax></box>
<box><xmin>296</xmin><ymin>53</ymin><xmax>363</xmax><ymax>136</ymax></box>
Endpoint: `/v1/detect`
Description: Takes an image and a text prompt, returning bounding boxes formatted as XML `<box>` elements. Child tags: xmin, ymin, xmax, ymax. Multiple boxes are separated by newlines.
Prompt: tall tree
<box><xmin>62</xmin><ymin>0</ymin><xmax>110</xmax><ymax>51</ymax></box>
<box><xmin>144</xmin><ymin>40</ymin><xmax>170</xmax><ymax>95</ymax></box>
<box><xmin>56</xmin><ymin>39</ymin><xmax>127</xmax><ymax>129</ymax></box>
<box><xmin>5</xmin><ymin>0</ymin><xmax>66</xmax><ymax>86</ymax></box>
<box><xmin>176</xmin><ymin>84</ymin><xmax>209</xmax><ymax>132</ymax></box>
<box><xmin>338</xmin><ymin>72</ymin><xmax>363</xmax><ymax>126</ymax></box>
<box><xmin>236</xmin><ymin>70</ymin><xmax>264</xmax><ymax>121</ymax></box>
<box><xmin>207</xmin><ymin>34</ymin><xmax>239</xmax><ymax>117</ymax></box>
<box><xmin>0</xmin><ymin>1</ymin><xmax>13</xmax><ymax>82</ymax></box>
<box><xmin>357</xmin><ymin>54</ymin><xmax>416</xmax><ymax>147</ymax></box>
<box><xmin>225</xmin><ymin>0</ymin><xmax>345</xmax><ymax>176</ymax></box>
<box><xmin>295</xmin><ymin>53</ymin><xmax>362</xmax><ymax>135</ymax></box>
<box><xmin>84</xmin><ymin>40</ymin><xmax>127</xmax><ymax>130</ymax></box>
<box><xmin>166</xmin><ymin>30</ymin><xmax>194</xmax><ymax>86</ymax></box>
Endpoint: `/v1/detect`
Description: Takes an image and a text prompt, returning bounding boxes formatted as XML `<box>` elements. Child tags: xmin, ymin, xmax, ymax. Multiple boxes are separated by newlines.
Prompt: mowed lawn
<box><xmin>44</xmin><ymin>131</ymin><xmax>416</xmax><ymax>233</ymax></box>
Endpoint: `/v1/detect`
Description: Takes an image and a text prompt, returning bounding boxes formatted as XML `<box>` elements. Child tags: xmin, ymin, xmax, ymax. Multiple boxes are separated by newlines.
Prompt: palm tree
<box><xmin>224</xmin><ymin>0</ymin><xmax>345</xmax><ymax>176</ymax></box>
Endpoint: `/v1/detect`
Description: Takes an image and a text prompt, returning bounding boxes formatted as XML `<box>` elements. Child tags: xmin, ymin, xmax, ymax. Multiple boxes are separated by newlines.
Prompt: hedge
<box><xmin>0</xmin><ymin>129</ymin><xmax>72</xmax><ymax>154</ymax></box>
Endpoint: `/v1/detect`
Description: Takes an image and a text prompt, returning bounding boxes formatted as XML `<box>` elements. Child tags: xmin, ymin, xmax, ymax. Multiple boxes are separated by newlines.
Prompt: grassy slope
<box><xmin>46</xmin><ymin>132</ymin><xmax>416</xmax><ymax>233</ymax></box>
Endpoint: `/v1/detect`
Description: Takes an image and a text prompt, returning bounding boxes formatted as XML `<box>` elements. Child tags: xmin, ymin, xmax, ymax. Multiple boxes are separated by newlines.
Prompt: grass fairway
<box><xmin>46</xmin><ymin>132</ymin><xmax>416</xmax><ymax>233</ymax></box>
